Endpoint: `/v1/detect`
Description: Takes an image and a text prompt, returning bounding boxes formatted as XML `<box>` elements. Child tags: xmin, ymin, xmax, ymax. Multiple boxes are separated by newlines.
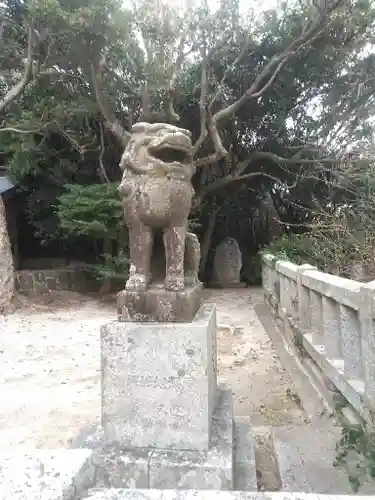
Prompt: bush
<box><xmin>57</xmin><ymin>183</ymin><xmax>128</xmax><ymax>286</ymax></box>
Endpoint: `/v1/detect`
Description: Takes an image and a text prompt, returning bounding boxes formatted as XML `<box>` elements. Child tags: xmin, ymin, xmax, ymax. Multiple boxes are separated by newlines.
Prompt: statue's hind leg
<box><xmin>163</xmin><ymin>226</ymin><xmax>186</xmax><ymax>291</ymax></box>
<box><xmin>184</xmin><ymin>232</ymin><xmax>201</xmax><ymax>286</ymax></box>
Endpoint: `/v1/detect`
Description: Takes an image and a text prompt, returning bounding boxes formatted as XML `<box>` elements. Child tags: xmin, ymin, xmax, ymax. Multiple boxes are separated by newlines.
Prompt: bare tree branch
<box><xmin>197</xmin><ymin>147</ymin><xmax>341</xmax><ymax>198</ymax></box>
<box><xmin>200</xmin><ymin>0</ymin><xmax>343</xmax><ymax>162</ymax></box>
<box><xmin>0</xmin><ymin>126</ymin><xmax>41</xmax><ymax>134</ymax></box>
<box><xmin>164</xmin><ymin>33</ymin><xmax>187</xmax><ymax>122</ymax></box>
<box><xmin>90</xmin><ymin>55</ymin><xmax>131</xmax><ymax>145</ymax></box>
<box><xmin>192</xmin><ymin>46</ymin><xmax>208</xmax><ymax>155</ymax></box>
<box><xmin>97</xmin><ymin>122</ymin><xmax>110</xmax><ymax>183</ymax></box>
<box><xmin>208</xmin><ymin>33</ymin><xmax>250</xmax><ymax>112</ymax></box>
<box><xmin>0</xmin><ymin>25</ymin><xmax>35</xmax><ymax>114</ymax></box>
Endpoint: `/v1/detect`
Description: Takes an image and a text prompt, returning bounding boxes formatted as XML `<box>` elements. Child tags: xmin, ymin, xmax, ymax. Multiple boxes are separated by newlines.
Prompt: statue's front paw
<box><xmin>184</xmin><ymin>272</ymin><xmax>200</xmax><ymax>287</ymax></box>
<box><xmin>125</xmin><ymin>274</ymin><xmax>149</xmax><ymax>292</ymax></box>
<box><xmin>165</xmin><ymin>275</ymin><xmax>185</xmax><ymax>292</ymax></box>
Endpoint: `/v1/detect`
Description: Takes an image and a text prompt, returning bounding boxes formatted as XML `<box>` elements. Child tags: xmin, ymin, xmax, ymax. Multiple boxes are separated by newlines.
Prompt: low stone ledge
<box><xmin>15</xmin><ymin>265</ymin><xmax>96</xmax><ymax>297</ymax></box>
<box><xmin>84</xmin><ymin>489</ymin><xmax>374</xmax><ymax>500</ymax></box>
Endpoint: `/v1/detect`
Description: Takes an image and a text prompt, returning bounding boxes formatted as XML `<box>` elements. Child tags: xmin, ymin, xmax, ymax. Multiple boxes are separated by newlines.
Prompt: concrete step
<box><xmin>233</xmin><ymin>417</ymin><xmax>257</xmax><ymax>491</ymax></box>
<box><xmin>272</xmin><ymin>428</ymin><xmax>311</xmax><ymax>493</ymax></box>
<box><xmin>272</xmin><ymin>425</ymin><xmax>355</xmax><ymax>494</ymax></box>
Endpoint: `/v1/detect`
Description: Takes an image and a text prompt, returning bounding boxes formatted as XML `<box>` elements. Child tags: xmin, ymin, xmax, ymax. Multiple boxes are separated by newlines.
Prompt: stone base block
<box><xmin>94</xmin><ymin>447</ymin><xmax>151</xmax><ymax>489</ymax></box>
<box><xmin>86</xmin><ymin>386</ymin><xmax>233</xmax><ymax>492</ymax></box>
<box><xmin>117</xmin><ymin>283</ymin><xmax>203</xmax><ymax>322</ymax></box>
<box><xmin>149</xmin><ymin>387</ymin><xmax>233</xmax><ymax>490</ymax></box>
<box><xmin>101</xmin><ymin>304</ymin><xmax>217</xmax><ymax>451</ymax></box>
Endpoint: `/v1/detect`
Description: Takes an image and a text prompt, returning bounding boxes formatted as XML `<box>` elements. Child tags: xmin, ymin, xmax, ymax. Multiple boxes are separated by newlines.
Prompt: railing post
<box><xmin>360</xmin><ymin>283</ymin><xmax>375</xmax><ymax>424</ymax></box>
<box><xmin>296</xmin><ymin>264</ymin><xmax>316</xmax><ymax>334</ymax></box>
<box><xmin>340</xmin><ymin>304</ymin><xmax>362</xmax><ymax>380</ymax></box>
<box><xmin>262</xmin><ymin>254</ymin><xmax>278</xmax><ymax>301</ymax></box>
<box><xmin>310</xmin><ymin>290</ymin><xmax>324</xmax><ymax>346</ymax></box>
<box><xmin>276</xmin><ymin>261</ymin><xmax>287</xmax><ymax>316</ymax></box>
<box><xmin>322</xmin><ymin>297</ymin><xmax>341</xmax><ymax>359</ymax></box>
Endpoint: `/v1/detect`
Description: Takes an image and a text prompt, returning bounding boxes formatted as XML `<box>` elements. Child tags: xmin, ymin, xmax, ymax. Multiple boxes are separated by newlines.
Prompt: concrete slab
<box><xmin>0</xmin><ymin>449</ymin><xmax>94</xmax><ymax>500</ymax></box>
<box><xmin>82</xmin><ymin>488</ymin><xmax>375</xmax><ymax>500</ymax></box>
<box><xmin>272</xmin><ymin>430</ymin><xmax>311</xmax><ymax>493</ymax></box>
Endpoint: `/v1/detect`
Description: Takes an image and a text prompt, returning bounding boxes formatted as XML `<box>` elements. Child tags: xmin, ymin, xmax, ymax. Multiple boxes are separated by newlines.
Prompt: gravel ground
<box><xmin>0</xmin><ymin>288</ymin><xmax>305</xmax><ymax>449</ymax></box>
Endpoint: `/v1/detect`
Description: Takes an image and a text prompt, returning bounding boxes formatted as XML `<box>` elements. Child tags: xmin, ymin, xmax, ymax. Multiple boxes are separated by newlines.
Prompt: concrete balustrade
<box><xmin>262</xmin><ymin>254</ymin><xmax>375</xmax><ymax>426</ymax></box>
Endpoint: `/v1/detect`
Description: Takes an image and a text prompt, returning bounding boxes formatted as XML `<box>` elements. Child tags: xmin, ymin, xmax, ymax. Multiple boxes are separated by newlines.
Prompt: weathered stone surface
<box><xmin>213</xmin><ymin>238</ymin><xmax>243</xmax><ymax>288</ymax></box>
<box><xmin>0</xmin><ymin>449</ymin><xmax>94</xmax><ymax>500</ymax></box>
<box><xmin>93</xmin><ymin>446</ymin><xmax>150</xmax><ymax>489</ymax></box>
<box><xmin>149</xmin><ymin>386</ymin><xmax>233</xmax><ymax>490</ymax></box>
<box><xmin>117</xmin><ymin>282</ymin><xmax>203</xmax><ymax>322</ymax></box>
<box><xmin>0</xmin><ymin>196</ymin><xmax>14</xmax><ymax>313</ymax></box>
<box><xmin>101</xmin><ymin>304</ymin><xmax>217</xmax><ymax>451</ymax></box>
<box><xmin>234</xmin><ymin>417</ymin><xmax>257</xmax><ymax>491</ymax></box>
<box><xmin>118</xmin><ymin>122</ymin><xmax>200</xmax><ymax>294</ymax></box>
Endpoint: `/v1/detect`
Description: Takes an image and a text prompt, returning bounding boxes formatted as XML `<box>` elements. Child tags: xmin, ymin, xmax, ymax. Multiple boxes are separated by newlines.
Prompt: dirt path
<box><xmin>0</xmin><ymin>289</ymin><xmax>306</xmax><ymax>449</ymax></box>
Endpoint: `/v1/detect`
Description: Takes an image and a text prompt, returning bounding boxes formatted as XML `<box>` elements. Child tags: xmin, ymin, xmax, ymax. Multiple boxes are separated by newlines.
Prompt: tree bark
<box><xmin>0</xmin><ymin>196</ymin><xmax>15</xmax><ymax>313</ymax></box>
<box><xmin>199</xmin><ymin>206</ymin><xmax>219</xmax><ymax>274</ymax></box>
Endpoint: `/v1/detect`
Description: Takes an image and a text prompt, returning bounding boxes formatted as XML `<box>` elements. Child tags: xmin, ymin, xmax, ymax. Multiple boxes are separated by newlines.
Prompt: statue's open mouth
<box><xmin>148</xmin><ymin>135</ymin><xmax>193</xmax><ymax>165</ymax></box>
<box><xmin>149</xmin><ymin>145</ymin><xmax>192</xmax><ymax>164</ymax></box>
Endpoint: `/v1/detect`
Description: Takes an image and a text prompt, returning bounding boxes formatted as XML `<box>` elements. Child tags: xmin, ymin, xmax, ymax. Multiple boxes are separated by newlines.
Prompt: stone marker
<box><xmin>213</xmin><ymin>237</ymin><xmax>244</xmax><ymax>288</ymax></box>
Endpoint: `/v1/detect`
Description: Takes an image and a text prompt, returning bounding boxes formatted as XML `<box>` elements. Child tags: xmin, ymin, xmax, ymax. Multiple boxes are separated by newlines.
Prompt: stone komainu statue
<box><xmin>118</xmin><ymin>122</ymin><xmax>201</xmax><ymax>292</ymax></box>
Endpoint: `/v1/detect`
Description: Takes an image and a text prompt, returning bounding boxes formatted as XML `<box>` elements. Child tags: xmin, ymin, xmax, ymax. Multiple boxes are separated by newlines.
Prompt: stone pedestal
<box><xmin>89</xmin><ymin>303</ymin><xmax>242</xmax><ymax>491</ymax></box>
<box><xmin>63</xmin><ymin>301</ymin><xmax>256</xmax><ymax>494</ymax></box>
<box><xmin>117</xmin><ymin>283</ymin><xmax>203</xmax><ymax>322</ymax></box>
<box><xmin>101</xmin><ymin>304</ymin><xmax>217</xmax><ymax>451</ymax></box>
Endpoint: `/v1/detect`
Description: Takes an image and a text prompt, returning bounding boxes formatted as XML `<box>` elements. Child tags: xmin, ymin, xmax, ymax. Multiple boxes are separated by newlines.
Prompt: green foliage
<box><xmin>57</xmin><ymin>183</ymin><xmax>122</xmax><ymax>240</ymax></box>
<box><xmin>264</xmin><ymin>156</ymin><xmax>375</xmax><ymax>281</ymax></box>
<box><xmin>57</xmin><ymin>183</ymin><xmax>128</xmax><ymax>283</ymax></box>
<box><xmin>263</xmin><ymin>234</ymin><xmax>312</xmax><ymax>264</ymax></box>
<box><xmin>87</xmin><ymin>250</ymin><xmax>129</xmax><ymax>284</ymax></box>
<box><xmin>334</xmin><ymin>424</ymin><xmax>375</xmax><ymax>492</ymax></box>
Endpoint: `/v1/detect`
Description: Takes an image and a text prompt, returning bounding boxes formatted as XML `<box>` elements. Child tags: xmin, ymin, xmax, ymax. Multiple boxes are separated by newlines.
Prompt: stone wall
<box><xmin>15</xmin><ymin>265</ymin><xmax>96</xmax><ymax>297</ymax></box>
<box><xmin>262</xmin><ymin>254</ymin><xmax>375</xmax><ymax>427</ymax></box>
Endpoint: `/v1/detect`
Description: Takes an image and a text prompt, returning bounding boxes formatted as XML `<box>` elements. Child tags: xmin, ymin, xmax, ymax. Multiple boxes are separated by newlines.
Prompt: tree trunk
<box><xmin>0</xmin><ymin>196</ymin><xmax>15</xmax><ymax>313</ymax></box>
<box><xmin>99</xmin><ymin>238</ymin><xmax>112</xmax><ymax>295</ymax></box>
<box><xmin>199</xmin><ymin>206</ymin><xmax>219</xmax><ymax>274</ymax></box>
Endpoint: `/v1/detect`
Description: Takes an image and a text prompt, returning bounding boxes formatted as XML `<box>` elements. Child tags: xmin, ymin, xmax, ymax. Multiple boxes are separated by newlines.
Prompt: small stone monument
<box><xmin>213</xmin><ymin>237</ymin><xmax>244</xmax><ymax>288</ymax></box>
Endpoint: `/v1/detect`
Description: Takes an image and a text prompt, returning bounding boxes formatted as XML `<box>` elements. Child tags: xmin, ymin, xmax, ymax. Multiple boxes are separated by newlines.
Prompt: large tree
<box><xmin>1</xmin><ymin>0</ymin><xmax>375</xmax><ymax>278</ymax></box>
